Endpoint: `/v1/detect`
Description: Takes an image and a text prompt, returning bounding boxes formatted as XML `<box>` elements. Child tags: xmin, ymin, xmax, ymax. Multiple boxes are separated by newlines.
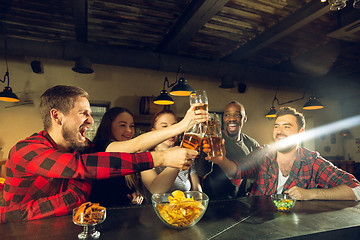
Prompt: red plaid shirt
<box><xmin>0</xmin><ymin>131</ymin><xmax>153</xmax><ymax>223</ymax></box>
<box><xmin>231</xmin><ymin>146</ymin><xmax>360</xmax><ymax>196</ymax></box>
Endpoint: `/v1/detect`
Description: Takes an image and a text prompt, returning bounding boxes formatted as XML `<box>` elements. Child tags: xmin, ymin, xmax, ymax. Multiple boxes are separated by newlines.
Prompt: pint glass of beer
<box><xmin>203</xmin><ymin>113</ymin><xmax>223</xmax><ymax>157</ymax></box>
<box><xmin>180</xmin><ymin>122</ymin><xmax>207</xmax><ymax>151</ymax></box>
<box><xmin>189</xmin><ymin>90</ymin><xmax>208</xmax><ymax>111</ymax></box>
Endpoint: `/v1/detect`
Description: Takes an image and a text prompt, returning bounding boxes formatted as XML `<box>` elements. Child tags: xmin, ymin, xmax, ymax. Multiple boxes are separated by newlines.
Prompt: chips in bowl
<box><xmin>73</xmin><ymin>202</ymin><xmax>106</xmax><ymax>225</ymax></box>
<box><xmin>152</xmin><ymin>190</ymin><xmax>209</xmax><ymax>229</ymax></box>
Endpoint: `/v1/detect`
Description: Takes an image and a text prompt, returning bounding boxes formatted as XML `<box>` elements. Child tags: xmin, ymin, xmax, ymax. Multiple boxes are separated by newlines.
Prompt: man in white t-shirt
<box><xmin>207</xmin><ymin>107</ymin><xmax>360</xmax><ymax>201</ymax></box>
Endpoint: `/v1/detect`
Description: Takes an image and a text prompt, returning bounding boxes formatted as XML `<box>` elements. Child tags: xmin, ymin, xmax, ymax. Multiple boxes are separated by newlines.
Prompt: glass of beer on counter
<box><xmin>190</xmin><ymin>90</ymin><xmax>208</xmax><ymax>111</ymax></box>
<box><xmin>202</xmin><ymin>113</ymin><xmax>223</xmax><ymax>157</ymax></box>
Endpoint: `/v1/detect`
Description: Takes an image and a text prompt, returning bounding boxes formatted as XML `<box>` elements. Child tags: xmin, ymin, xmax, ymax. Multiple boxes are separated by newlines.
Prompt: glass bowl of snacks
<box><xmin>152</xmin><ymin>190</ymin><xmax>209</xmax><ymax>229</ymax></box>
<box><xmin>73</xmin><ymin>202</ymin><xmax>106</xmax><ymax>239</ymax></box>
<box><xmin>271</xmin><ymin>194</ymin><xmax>296</xmax><ymax>212</ymax></box>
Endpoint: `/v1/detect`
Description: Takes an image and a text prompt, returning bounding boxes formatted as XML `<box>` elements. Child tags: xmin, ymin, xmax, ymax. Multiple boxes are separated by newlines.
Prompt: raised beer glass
<box><xmin>180</xmin><ymin>122</ymin><xmax>207</xmax><ymax>151</ymax></box>
<box><xmin>202</xmin><ymin>113</ymin><xmax>223</xmax><ymax>157</ymax></box>
<box><xmin>189</xmin><ymin>90</ymin><xmax>208</xmax><ymax>111</ymax></box>
<box><xmin>183</xmin><ymin>89</ymin><xmax>208</xmax><ymax>151</ymax></box>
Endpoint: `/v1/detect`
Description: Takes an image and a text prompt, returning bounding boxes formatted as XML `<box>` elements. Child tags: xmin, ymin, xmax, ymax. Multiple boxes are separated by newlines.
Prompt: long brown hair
<box><xmin>94</xmin><ymin>107</ymin><xmax>140</xmax><ymax>192</ymax></box>
<box><xmin>93</xmin><ymin>107</ymin><xmax>133</xmax><ymax>142</ymax></box>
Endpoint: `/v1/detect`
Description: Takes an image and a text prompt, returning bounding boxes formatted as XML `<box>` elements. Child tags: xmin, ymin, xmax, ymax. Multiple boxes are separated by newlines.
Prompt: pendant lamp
<box><xmin>0</xmin><ymin>68</ymin><xmax>19</xmax><ymax>102</ymax></box>
<box><xmin>302</xmin><ymin>96</ymin><xmax>324</xmax><ymax>110</ymax></box>
<box><xmin>169</xmin><ymin>66</ymin><xmax>194</xmax><ymax>97</ymax></box>
<box><xmin>153</xmin><ymin>77</ymin><xmax>174</xmax><ymax>105</ymax></box>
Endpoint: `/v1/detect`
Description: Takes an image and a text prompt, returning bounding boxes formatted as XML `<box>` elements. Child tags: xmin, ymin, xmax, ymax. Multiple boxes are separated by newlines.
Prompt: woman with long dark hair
<box><xmin>90</xmin><ymin>107</ymin><xmax>143</xmax><ymax>206</ymax></box>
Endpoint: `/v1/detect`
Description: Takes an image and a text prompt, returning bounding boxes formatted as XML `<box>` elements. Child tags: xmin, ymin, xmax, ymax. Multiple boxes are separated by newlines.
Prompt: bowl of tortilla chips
<box><xmin>152</xmin><ymin>190</ymin><xmax>209</xmax><ymax>229</ymax></box>
<box><xmin>72</xmin><ymin>202</ymin><xmax>106</xmax><ymax>239</ymax></box>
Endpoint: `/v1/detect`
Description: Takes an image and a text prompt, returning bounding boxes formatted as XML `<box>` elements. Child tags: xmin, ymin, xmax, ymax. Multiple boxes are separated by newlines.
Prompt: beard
<box><xmin>277</xmin><ymin>143</ymin><xmax>296</xmax><ymax>153</ymax></box>
<box><xmin>62</xmin><ymin>123</ymin><xmax>89</xmax><ymax>152</ymax></box>
<box><xmin>274</xmin><ymin>134</ymin><xmax>297</xmax><ymax>153</ymax></box>
<box><xmin>226</xmin><ymin>130</ymin><xmax>238</xmax><ymax>140</ymax></box>
<box><xmin>225</xmin><ymin>122</ymin><xmax>240</xmax><ymax>140</ymax></box>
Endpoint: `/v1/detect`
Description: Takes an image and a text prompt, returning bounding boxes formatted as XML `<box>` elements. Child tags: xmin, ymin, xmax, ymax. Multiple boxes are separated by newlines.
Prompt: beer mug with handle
<box><xmin>203</xmin><ymin>113</ymin><xmax>223</xmax><ymax>157</ymax></box>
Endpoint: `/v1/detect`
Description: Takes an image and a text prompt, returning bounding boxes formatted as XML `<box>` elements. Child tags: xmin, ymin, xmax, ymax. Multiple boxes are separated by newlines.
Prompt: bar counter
<box><xmin>2</xmin><ymin>196</ymin><xmax>360</xmax><ymax>240</ymax></box>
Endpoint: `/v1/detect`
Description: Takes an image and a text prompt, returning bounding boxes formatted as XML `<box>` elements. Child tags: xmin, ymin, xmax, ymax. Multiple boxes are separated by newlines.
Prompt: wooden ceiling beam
<box><xmin>0</xmin><ymin>37</ymin><xmax>307</xmax><ymax>89</ymax></box>
<box><xmin>157</xmin><ymin>0</ymin><xmax>229</xmax><ymax>54</ymax></box>
<box><xmin>275</xmin><ymin>7</ymin><xmax>360</xmax><ymax>79</ymax></box>
<box><xmin>224</xmin><ymin>0</ymin><xmax>330</xmax><ymax>62</ymax></box>
<box><xmin>73</xmin><ymin>0</ymin><xmax>88</xmax><ymax>43</ymax></box>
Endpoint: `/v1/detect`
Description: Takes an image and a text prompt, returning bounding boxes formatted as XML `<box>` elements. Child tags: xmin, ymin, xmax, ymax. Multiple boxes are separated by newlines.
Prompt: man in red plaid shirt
<box><xmin>207</xmin><ymin>107</ymin><xmax>360</xmax><ymax>200</ymax></box>
<box><xmin>0</xmin><ymin>85</ymin><xmax>206</xmax><ymax>223</ymax></box>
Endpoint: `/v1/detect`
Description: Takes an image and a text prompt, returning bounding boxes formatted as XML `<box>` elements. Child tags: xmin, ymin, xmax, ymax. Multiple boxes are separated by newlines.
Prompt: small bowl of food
<box><xmin>152</xmin><ymin>190</ymin><xmax>209</xmax><ymax>229</ymax></box>
<box><xmin>73</xmin><ymin>202</ymin><xmax>106</xmax><ymax>239</ymax></box>
<box><xmin>271</xmin><ymin>194</ymin><xmax>296</xmax><ymax>212</ymax></box>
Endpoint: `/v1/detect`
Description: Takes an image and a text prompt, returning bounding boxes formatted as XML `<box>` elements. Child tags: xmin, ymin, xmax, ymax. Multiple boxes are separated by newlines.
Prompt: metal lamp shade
<box><xmin>72</xmin><ymin>57</ymin><xmax>94</xmax><ymax>74</ymax></box>
<box><xmin>154</xmin><ymin>90</ymin><xmax>174</xmax><ymax>105</ymax></box>
<box><xmin>303</xmin><ymin>96</ymin><xmax>324</xmax><ymax>110</ymax></box>
<box><xmin>0</xmin><ymin>86</ymin><xmax>19</xmax><ymax>102</ymax></box>
<box><xmin>265</xmin><ymin>106</ymin><xmax>277</xmax><ymax>118</ymax></box>
<box><xmin>169</xmin><ymin>78</ymin><xmax>194</xmax><ymax>96</ymax></box>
